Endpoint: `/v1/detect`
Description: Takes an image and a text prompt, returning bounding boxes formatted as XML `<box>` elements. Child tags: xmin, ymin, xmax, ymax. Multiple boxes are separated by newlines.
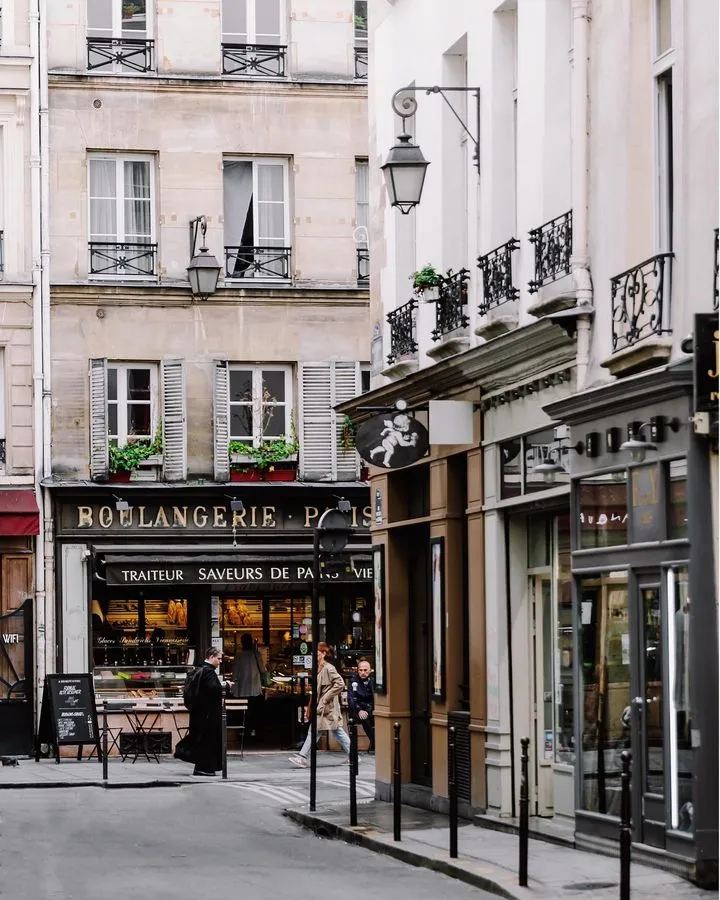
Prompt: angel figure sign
<box><xmin>355</xmin><ymin>407</ymin><xmax>429</xmax><ymax>470</ymax></box>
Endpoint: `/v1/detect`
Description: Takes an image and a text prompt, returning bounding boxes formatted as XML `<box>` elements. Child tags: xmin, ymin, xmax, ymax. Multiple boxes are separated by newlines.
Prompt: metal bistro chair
<box><xmin>224</xmin><ymin>698</ymin><xmax>248</xmax><ymax>758</ymax></box>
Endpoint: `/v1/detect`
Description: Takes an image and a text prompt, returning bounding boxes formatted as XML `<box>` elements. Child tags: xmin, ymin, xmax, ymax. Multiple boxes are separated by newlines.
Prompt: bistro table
<box><xmin>93</xmin><ymin>701</ymin><xmax>188</xmax><ymax>763</ymax></box>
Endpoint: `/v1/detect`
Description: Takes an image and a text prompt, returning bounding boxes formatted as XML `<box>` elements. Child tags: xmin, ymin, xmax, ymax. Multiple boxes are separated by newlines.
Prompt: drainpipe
<box><xmin>571</xmin><ymin>0</ymin><xmax>592</xmax><ymax>391</ymax></box>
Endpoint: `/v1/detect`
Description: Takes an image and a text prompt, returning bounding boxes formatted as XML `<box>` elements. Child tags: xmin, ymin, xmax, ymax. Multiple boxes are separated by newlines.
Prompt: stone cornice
<box><xmin>50</xmin><ymin>282</ymin><xmax>369</xmax><ymax>308</ymax></box>
<box><xmin>338</xmin><ymin>320</ymin><xmax>576</xmax><ymax>419</ymax></box>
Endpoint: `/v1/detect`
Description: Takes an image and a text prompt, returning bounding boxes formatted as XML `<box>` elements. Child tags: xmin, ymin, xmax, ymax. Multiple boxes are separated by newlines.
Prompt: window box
<box><xmin>230</xmin><ymin>467</ymin><xmax>263</xmax><ymax>483</ymax></box>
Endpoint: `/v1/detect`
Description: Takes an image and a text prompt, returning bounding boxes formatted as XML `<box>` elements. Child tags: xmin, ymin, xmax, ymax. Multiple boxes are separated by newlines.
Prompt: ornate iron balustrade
<box><xmin>528</xmin><ymin>210</ymin><xmax>572</xmax><ymax>292</ymax></box>
<box><xmin>225</xmin><ymin>246</ymin><xmax>291</xmax><ymax>280</ymax></box>
<box><xmin>477</xmin><ymin>238</ymin><xmax>520</xmax><ymax>315</ymax></box>
<box><xmin>0</xmin><ymin>439</ymin><xmax>6</xmax><ymax>466</ymax></box>
<box><xmin>714</xmin><ymin>228</ymin><xmax>719</xmax><ymax>311</ymax></box>
<box><xmin>89</xmin><ymin>242</ymin><xmax>157</xmax><ymax>277</ymax></box>
<box><xmin>387</xmin><ymin>298</ymin><xmax>418</xmax><ymax>364</ymax></box>
<box><xmin>87</xmin><ymin>37</ymin><xmax>155</xmax><ymax>73</ymax></box>
<box><xmin>610</xmin><ymin>253</ymin><xmax>674</xmax><ymax>352</ymax></box>
<box><xmin>222</xmin><ymin>43</ymin><xmax>287</xmax><ymax>77</ymax></box>
<box><xmin>354</xmin><ymin>46</ymin><xmax>368</xmax><ymax>80</ymax></box>
<box><xmin>432</xmin><ymin>269</ymin><xmax>470</xmax><ymax>341</ymax></box>
<box><xmin>357</xmin><ymin>248</ymin><xmax>369</xmax><ymax>283</ymax></box>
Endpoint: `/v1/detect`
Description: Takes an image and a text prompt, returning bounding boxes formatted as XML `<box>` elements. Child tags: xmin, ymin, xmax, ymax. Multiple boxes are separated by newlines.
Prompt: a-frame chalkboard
<box><xmin>35</xmin><ymin>674</ymin><xmax>101</xmax><ymax>764</ymax></box>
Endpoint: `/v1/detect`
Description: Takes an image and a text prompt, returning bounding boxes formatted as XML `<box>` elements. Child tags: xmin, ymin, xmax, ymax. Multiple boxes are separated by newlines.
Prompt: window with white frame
<box><xmin>88</xmin><ymin>154</ymin><xmax>156</xmax><ymax>276</ymax></box>
<box><xmin>653</xmin><ymin>0</ymin><xmax>674</xmax><ymax>252</ymax></box>
<box><xmin>355</xmin><ymin>159</ymin><xmax>369</xmax><ymax>281</ymax></box>
<box><xmin>0</xmin><ymin>348</ymin><xmax>6</xmax><ymax>467</ymax></box>
<box><xmin>229</xmin><ymin>366</ymin><xmax>292</xmax><ymax>447</ymax></box>
<box><xmin>223</xmin><ymin>159</ymin><xmax>290</xmax><ymax>279</ymax></box>
<box><xmin>354</xmin><ymin>0</ymin><xmax>368</xmax><ymax>45</ymax></box>
<box><xmin>221</xmin><ymin>0</ymin><xmax>284</xmax><ymax>45</ymax></box>
<box><xmin>107</xmin><ymin>363</ymin><xmax>158</xmax><ymax>446</ymax></box>
<box><xmin>87</xmin><ymin>0</ymin><xmax>153</xmax><ymax>73</ymax></box>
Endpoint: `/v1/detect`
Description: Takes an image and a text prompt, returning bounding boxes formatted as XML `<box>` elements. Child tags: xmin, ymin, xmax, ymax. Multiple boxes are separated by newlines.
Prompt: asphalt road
<box><xmin>0</xmin><ymin>784</ymin><xmax>497</xmax><ymax>900</ymax></box>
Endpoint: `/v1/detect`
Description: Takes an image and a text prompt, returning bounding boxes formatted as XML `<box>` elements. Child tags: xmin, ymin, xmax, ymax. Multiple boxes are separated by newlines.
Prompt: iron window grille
<box><xmin>610</xmin><ymin>252</ymin><xmax>674</xmax><ymax>352</ymax></box>
<box><xmin>86</xmin><ymin>37</ymin><xmax>155</xmax><ymax>73</ymax></box>
<box><xmin>477</xmin><ymin>238</ymin><xmax>520</xmax><ymax>315</ymax></box>
<box><xmin>89</xmin><ymin>242</ymin><xmax>157</xmax><ymax>277</ymax></box>
<box><xmin>714</xmin><ymin>228</ymin><xmax>719</xmax><ymax>311</ymax></box>
<box><xmin>225</xmin><ymin>246</ymin><xmax>291</xmax><ymax>280</ymax></box>
<box><xmin>528</xmin><ymin>210</ymin><xmax>572</xmax><ymax>293</ymax></box>
<box><xmin>432</xmin><ymin>269</ymin><xmax>470</xmax><ymax>341</ymax></box>
<box><xmin>386</xmin><ymin>298</ymin><xmax>418</xmax><ymax>365</ymax></box>
<box><xmin>354</xmin><ymin>46</ymin><xmax>368</xmax><ymax>80</ymax></box>
<box><xmin>357</xmin><ymin>248</ymin><xmax>369</xmax><ymax>283</ymax></box>
<box><xmin>222</xmin><ymin>43</ymin><xmax>287</xmax><ymax>77</ymax></box>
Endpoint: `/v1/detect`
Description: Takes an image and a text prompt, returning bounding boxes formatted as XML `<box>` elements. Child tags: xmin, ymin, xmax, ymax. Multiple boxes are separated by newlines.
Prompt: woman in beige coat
<box><xmin>289</xmin><ymin>642</ymin><xmax>350</xmax><ymax>767</ymax></box>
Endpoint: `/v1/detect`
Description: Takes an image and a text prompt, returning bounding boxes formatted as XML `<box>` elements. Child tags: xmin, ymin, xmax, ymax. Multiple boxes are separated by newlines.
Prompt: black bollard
<box><xmin>620</xmin><ymin>750</ymin><xmax>632</xmax><ymax>900</ymax></box>
<box><xmin>393</xmin><ymin>722</ymin><xmax>402</xmax><ymax>841</ymax></box>
<box><xmin>102</xmin><ymin>703</ymin><xmax>108</xmax><ymax>782</ymax></box>
<box><xmin>349</xmin><ymin>717</ymin><xmax>358</xmax><ymax>826</ymax></box>
<box><xmin>221</xmin><ymin>687</ymin><xmax>228</xmax><ymax>781</ymax></box>
<box><xmin>448</xmin><ymin>726</ymin><xmax>458</xmax><ymax>859</ymax></box>
<box><xmin>519</xmin><ymin>736</ymin><xmax>530</xmax><ymax>886</ymax></box>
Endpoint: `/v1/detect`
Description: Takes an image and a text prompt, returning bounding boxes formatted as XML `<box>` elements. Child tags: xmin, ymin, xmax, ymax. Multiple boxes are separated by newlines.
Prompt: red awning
<box><xmin>0</xmin><ymin>490</ymin><xmax>40</xmax><ymax>536</ymax></box>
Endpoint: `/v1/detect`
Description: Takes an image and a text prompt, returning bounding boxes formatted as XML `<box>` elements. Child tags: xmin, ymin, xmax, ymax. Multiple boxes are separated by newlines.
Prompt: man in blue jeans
<box><xmin>347</xmin><ymin>658</ymin><xmax>375</xmax><ymax>753</ymax></box>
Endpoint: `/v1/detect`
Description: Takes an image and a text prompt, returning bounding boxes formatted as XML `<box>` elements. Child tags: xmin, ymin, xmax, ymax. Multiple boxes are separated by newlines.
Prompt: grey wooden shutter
<box><xmin>162</xmin><ymin>359</ymin><xmax>186</xmax><ymax>482</ymax></box>
<box><xmin>213</xmin><ymin>360</ymin><xmax>230</xmax><ymax>482</ymax></box>
<box><xmin>299</xmin><ymin>362</ymin><xmax>333</xmax><ymax>481</ymax></box>
<box><xmin>89</xmin><ymin>358</ymin><xmax>109</xmax><ymax>482</ymax></box>
<box><xmin>333</xmin><ymin>361</ymin><xmax>361</xmax><ymax>481</ymax></box>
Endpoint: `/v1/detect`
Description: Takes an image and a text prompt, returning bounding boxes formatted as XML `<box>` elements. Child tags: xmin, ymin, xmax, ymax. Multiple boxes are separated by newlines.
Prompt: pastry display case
<box><xmin>93</xmin><ymin>665</ymin><xmax>192</xmax><ymax>707</ymax></box>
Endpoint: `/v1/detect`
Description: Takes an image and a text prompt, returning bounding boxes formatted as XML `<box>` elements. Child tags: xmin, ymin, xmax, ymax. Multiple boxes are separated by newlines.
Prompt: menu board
<box><xmin>36</xmin><ymin>674</ymin><xmax>100</xmax><ymax>763</ymax></box>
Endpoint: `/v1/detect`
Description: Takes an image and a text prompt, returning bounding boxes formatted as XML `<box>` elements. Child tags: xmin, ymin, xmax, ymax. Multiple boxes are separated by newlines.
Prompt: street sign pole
<box><xmin>309</xmin><ymin>527</ymin><xmax>320</xmax><ymax>812</ymax></box>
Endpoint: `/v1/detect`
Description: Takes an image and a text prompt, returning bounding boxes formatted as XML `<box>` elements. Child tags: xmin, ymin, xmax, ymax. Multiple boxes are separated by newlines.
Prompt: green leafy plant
<box><xmin>109</xmin><ymin>423</ymin><xmax>163</xmax><ymax>474</ymax></box>
<box><xmin>410</xmin><ymin>264</ymin><xmax>442</xmax><ymax>295</ymax></box>
<box><xmin>228</xmin><ymin>418</ymin><xmax>299</xmax><ymax>472</ymax></box>
<box><xmin>341</xmin><ymin>415</ymin><xmax>357</xmax><ymax>451</ymax></box>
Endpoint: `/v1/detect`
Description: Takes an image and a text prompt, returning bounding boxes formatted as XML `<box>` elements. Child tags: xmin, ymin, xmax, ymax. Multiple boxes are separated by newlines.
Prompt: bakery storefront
<box><xmin>51</xmin><ymin>485</ymin><xmax>372</xmax><ymax>752</ymax></box>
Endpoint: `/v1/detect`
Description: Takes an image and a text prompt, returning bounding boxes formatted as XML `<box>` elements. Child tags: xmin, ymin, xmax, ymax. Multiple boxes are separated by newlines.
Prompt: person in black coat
<box><xmin>187</xmin><ymin>648</ymin><xmax>228</xmax><ymax>776</ymax></box>
<box><xmin>347</xmin><ymin>658</ymin><xmax>375</xmax><ymax>753</ymax></box>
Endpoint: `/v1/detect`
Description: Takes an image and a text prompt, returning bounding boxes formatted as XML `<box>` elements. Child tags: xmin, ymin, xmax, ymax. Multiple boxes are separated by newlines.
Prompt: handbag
<box><xmin>255</xmin><ymin>649</ymin><xmax>272</xmax><ymax>688</ymax></box>
<box><xmin>173</xmin><ymin>735</ymin><xmax>194</xmax><ymax>763</ymax></box>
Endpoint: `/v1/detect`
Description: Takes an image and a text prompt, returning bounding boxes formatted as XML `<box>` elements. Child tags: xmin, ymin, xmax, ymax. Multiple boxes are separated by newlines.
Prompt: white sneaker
<box><xmin>289</xmin><ymin>755</ymin><xmax>308</xmax><ymax>768</ymax></box>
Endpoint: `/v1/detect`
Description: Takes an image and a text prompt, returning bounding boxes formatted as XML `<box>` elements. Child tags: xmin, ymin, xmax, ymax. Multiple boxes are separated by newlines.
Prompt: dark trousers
<box><xmin>357</xmin><ymin>713</ymin><xmax>374</xmax><ymax>751</ymax></box>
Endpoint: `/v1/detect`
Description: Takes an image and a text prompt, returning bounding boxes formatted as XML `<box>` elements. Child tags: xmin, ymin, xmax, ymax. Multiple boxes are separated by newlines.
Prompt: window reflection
<box><xmin>668</xmin><ymin>567</ymin><xmax>693</xmax><ymax>832</ymax></box>
<box><xmin>667</xmin><ymin>459</ymin><xmax>688</xmax><ymax>540</ymax></box>
<box><xmin>579</xmin><ymin>474</ymin><xmax>627</xmax><ymax>549</ymax></box>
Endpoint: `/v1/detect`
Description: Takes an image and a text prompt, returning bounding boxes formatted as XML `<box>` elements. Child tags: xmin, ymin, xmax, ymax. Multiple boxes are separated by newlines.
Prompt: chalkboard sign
<box><xmin>36</xmin><ymin>674</ymin><xmax>101</xmax><ymax>764</ymax></box>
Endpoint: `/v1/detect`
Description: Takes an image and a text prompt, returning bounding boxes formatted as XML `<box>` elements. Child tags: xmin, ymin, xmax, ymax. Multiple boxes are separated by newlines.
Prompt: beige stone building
<box><xmin>44</xmin><ymin>0</ymin><xmax>372</xmax><ymax>749</ymax></box>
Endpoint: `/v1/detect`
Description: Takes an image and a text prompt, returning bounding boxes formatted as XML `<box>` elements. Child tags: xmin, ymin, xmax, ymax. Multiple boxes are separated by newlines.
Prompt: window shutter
<box><xmin>89</xmin><ymin>358</ymin><xmax>108</xmax><ymax>482</ymax></box>
<box><xmin>162</xmin><ymin>360</ymin><xmax>186</xmax><ymax>482</ymax></box>
<box><xmin>299</xmin><ymin>362</ymin><xmax>333</xmax><ymax>481</ymax></box>
<box><xmin>213</xmin><ymin>360</ymin><xmax>230</xmax><ymax>482</ymax></box>
<box><xmin>333</xmin><ymin>361</ymin><xmax>361</xmax><ymax>481</ymax></box>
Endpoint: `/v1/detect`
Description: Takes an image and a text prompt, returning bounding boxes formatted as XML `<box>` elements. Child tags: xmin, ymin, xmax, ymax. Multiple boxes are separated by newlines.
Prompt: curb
<box><xmin>283</xmin><ymin>808</ymin><xmax>519</xmax><ymax>900</ymax></box>
<box><xmin>0</xmin><ymin>780</ymin><xmax>186</xmax><ymax>789</ymax></box>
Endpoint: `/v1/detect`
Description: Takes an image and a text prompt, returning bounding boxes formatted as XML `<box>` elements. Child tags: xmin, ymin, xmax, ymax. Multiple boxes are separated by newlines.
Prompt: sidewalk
<box><xmin>283</xmin><ymin>801</ymin><xmax>711</xmax><ymax>900</ymax></box>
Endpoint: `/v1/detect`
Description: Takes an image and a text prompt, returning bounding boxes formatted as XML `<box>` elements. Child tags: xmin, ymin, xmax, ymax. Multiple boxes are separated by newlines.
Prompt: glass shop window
<box><xmin>91</xmin><ymin>596</ymin><xmax>190</xmax><ymax>667</ymax></box>
<box><xmin>667</xmin><ymin>459</ymin><xmax>687</xmax><ymax>540</ymax></box>
<box><xmin>578</xmin><ymin>473</ymin><xmax>628</xmax><ymax>549</ymax></box>
<box><xmin>667</xmin><ymin>566</ymin><xmax>693</xmax><ymax>832</ymax></box>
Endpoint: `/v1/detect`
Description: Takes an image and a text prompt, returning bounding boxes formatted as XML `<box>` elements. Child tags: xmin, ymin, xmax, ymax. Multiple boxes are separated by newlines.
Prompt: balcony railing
<box><xmin>225</xmin><ymin>246</ymin><xmax>291</xmax><ymax>280</ymax></box>
<box><xmin>357</xmin><ymin>248</ymin><xmax>369</xmax><ymax>283</ymax></box>
<box><xmin>354</xmin><ymin>46</ymin><xmax>368</xmax><ymax>80</ymax></box>
<box><xmin>0</xmin><ymin>439</ymin><xmax>6</xmax><ymax>466</ymax></box>
<box><xmin>387</xmin><ymin>298</ymin><xmax>418</xmax><ymax>365</ymax></box>
<box><xmin>87</xmin><ymin>37</ymin><xmax>155</xmax><ymax>73</ymax></box>
<box><xmin>89</xmin><ymin>242</ymin><xmax>157</xmax><ymax>277</ymax></box>
<box><xmin>713</xmin><ymin>228</ymin><xmax>720</xmax><ymax>309</ymax></box>
<box><xmin>528</xmin><ymin>210</ymin><xmax>572</xmax><ymax>293</ymax></box>
<box><xmin>222</xmin><ymin>43</ymin><xmax>287</xmax><ymax>77</ymax></box>
<box><xmin>610</xmin><ymin>253</ymin><xmax>674</xmax><ymax>352</ymax></box>
<box><xmin>432</xmin><ymin>269</ymin><xmax>470</xmax><ymax>341</ymax></box>
<box><xmin>477</xmin><ymin>238</ymin><xmax>520</xmax><ymax>315</ymax></box>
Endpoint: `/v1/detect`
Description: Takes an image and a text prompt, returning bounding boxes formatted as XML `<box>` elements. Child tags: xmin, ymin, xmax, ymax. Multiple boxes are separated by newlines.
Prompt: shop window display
<box><xmin>91</xmin><ymin>596</ymin><xmax>190</xmax><ymax>667</ymax></box>
<box><xmin>578</xmin><ymin>474</ymin><xmax>628</xmax><ymax>549</ymax></box>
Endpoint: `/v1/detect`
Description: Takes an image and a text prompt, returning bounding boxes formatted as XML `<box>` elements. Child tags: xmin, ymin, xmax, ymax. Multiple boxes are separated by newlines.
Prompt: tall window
<box><xmin>354</xmin><ymin>1</ymin><xmax>368</xmax><ymax>79</ymax></box>
<box><xmin>222</xmin><ymin>0</ymin><xmax>283</xmax><ymax>45</ymax></box>
<box><xmin>88</xmin><ymin>154</ymin><xmax>155</xmax><ymax>276</ymax></box>
<box><xmin>87</xmin><ymin>0</ymin><xmax>153</xmax><ymax>73</ymax></box>
<box><xmin>229</xmin><ymin>366</ymin><xmax>292</xmax><ymax>447</ymax></box>
<box><xmin>107</xmin><ymin>363</ymin><xmax>157</xmax><ymax>446</ymax></box>
<box><xmin>653</xmin><ymin>0</ymin><xmax>674</xmax><ymax>252</ymax></box>
<box><xmin>355</xmin><ymin>159</ymin><xmax>369</xmax><ymax>281</ymax></box>
<box><xmin>223</xmin><ymin>159</ymin><xmax>290</xmax><ymax>279</ymax></box>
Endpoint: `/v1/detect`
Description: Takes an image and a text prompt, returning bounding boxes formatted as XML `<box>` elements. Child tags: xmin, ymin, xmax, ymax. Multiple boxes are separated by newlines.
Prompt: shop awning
<box><xmin>0</xmin><ymin>490</ymin><xmax>40</xmax><ymax>536</ymax></box>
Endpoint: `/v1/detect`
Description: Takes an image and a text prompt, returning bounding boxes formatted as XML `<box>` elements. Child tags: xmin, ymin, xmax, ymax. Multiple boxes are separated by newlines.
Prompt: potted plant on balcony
<box><xmin>410</xmin><ymin>264</ymin><xmax>442</xmax><ymax>299</ymax></box>
<box><xmin>228</xmin><ymin>442</ymin><xmax>264</xmax><ymax>483</ymax></box>
<box><xmin>109</xmin><ymin>425</ymin><xmax>163</xmax><ymax>482</ymax></box>
<box><xmin>229</xmin><ymin>418</ymin><xmax>299</xmax><ymax>482</ymax></box>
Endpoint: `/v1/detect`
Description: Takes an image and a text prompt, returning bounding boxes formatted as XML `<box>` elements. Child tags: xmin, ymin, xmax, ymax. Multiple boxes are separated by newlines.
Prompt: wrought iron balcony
<box><xmin>387</xmin><ymin>298</ymin><xmax>418</xmax><ymax>365</ymax></box>
<box><xmin>610</xmin><ymin>253</ymin><xmax>673</xmax><ymax>352</ymax></box>
<box><xmin>354</xmin><ymin>46</ymin><xmax>368</xmax><ymax>80</ymax></box>
<box><xmin>225</xmin><ymin>246</ymin><xmax>291</xmax><ymax>280</ymax></box>
<box><xmin>432</xmin><ymin>269</ymin><xmax>470</xmax><ymax>341</ymax></box>
<box><xmin>477</xmin><ymin>238</ymin><xmax>520</xmax><ymax>315</ymax></box>
<box><xmin>528</xmin><ymin>210</ymin><xmax>572</xmax><ymax>293</ymax></box>
<box><xmin>357</xmin><ymin>248</ymin><xmax>369</xmax><ymax>283</ymax></box>
<box><xmin>89</xmin><ymin>242</ymin><xmax>157</xmax><ymax>277</ymax></box>
<box><xmin>87</xmin><ymin>37</ymin><xmax>155</xmax><ymax>73</ymax></box>
<box><xmin>714</xmin><ymin>228</ymin><xmax>718</xmax><ymax>311</ymax></box>
<box><xmin>0</xmin><ymin>439</ymin><xmax>6</xmax><ymax>466</ymax></box>
<box><xmin>222</xmin><ymin>43</ymin><xmax>287</xmax><ymax>77</ymax></box>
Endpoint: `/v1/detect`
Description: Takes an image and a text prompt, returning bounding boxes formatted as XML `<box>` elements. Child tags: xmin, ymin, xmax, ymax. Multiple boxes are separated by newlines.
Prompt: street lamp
<box><xmin>187</xmin><ymin>215</ymin><xmax>221</xmax><ymax>301</ymax></box>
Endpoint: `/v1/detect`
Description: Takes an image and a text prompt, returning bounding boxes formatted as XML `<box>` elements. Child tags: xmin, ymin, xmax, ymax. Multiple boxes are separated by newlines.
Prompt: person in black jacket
<box><xmin>347</xmin><ymin>658</ymin><xmax>375</xmax><ymax>753</ymax></box>
<box><xmin>187</xmin><ymin>648</ymin><xmax>228</xmax><ymax>776</ymax></box>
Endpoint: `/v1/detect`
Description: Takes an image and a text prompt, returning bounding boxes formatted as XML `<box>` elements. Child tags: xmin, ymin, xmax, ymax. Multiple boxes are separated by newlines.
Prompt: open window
<box><xmin>87</xmin><ymin>0</ymin><xmax>154</xmax><ymax>73</ymax></box>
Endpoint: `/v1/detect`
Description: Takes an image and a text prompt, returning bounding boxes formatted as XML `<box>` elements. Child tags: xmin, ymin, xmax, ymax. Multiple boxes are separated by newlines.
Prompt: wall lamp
<box><xmin>381</xmin><ymin>85</ymin><xmax>480</xmax><ymax>214</ymax></box>
<box><xmin>187</xmin><ymin>215</ymin><xmax>221</xmax><ymax>301</ymax></box>
<box><xmin>620</xmin><ymin>416</ymin><xmax>681</xmax><ymax>463</ymax></box>
<box><xmin>534</xmin><ymin>440</ymin><xmax>585</xmax><ymax>485</ymax></box>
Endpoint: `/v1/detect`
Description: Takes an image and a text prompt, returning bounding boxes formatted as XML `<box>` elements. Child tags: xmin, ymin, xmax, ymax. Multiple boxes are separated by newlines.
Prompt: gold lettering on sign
<box><xmin>138</xmin><ymin>507</ymin><xmax>153</xmax><ymax>528</ymax></box>
<box><xmin>362</xmin><ymin>505</ymin><xmax>372</xmax><ymax>526</ymax></box>
<box><xmin>232</xmin><ymin>508</ymin><xmax>246</xmax><ymax>527</ymax></box>
<box><xmin>193</xmin><ymin>506</ymin><xmax>208</xmax><ymax>528</ymax></box>
<box><xmin>710</xmin><ymin>329</ymin><xmax>719</xmax><ymax>400</ymax></box>
<box><xmin>119</xmin><ymin>508</ymin><xmax>133</xmax><ymax>527</ymax></box>
<box><xmin>262</xmin><ymin>506</ymin><xmax>276</xmax><ymax>528</ymax></box>
<box><xmin>249</xmin><ymin>506</ymin><xmax>258</xmax><ymax>528</ymax></box>
<box><xmin>304</xmin><ymin>506</ymin><xmax>319</xmax><ymax>528</ymax></box>
<box><xmin>77</xmin><ymin>506</ymin><xmax>93</xmax><ymax>528</ymax></box>
<box><xmin>213</xmin><ymin>506</ymin><xmax>227</xmax><ymax>528</ymax></box>
<box><xmin>154</xmin><ymin>507</ymin><xmax>170</xmax><ymax>528</ymax></box>
<box><xmin>98</xmin><ymin>506</ymin><xmax>113</xmax><ymax>528</ymax></box>
<box><xmin>172</xmin><ymin>507</ymin><xmax>188</xmax><ymax>527</ymax></box>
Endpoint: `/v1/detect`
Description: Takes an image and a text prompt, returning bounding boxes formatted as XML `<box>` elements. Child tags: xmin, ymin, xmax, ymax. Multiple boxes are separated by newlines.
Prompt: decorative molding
<box><xmin>480</xmin><ymin>367</ymin><xmax>574</xmax><ymax>411</ymax></box>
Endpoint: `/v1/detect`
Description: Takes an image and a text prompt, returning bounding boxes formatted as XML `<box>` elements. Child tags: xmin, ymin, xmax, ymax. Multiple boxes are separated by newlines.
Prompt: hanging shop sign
<box><xmin>693</xmin><ymin>313</ymin><xmax>719</xmax><ymax>413</ymax></box>
<box><xmin>355</xmin><ymin>412</ymin><xmax>429</xmax><ymax>469</ymax></box>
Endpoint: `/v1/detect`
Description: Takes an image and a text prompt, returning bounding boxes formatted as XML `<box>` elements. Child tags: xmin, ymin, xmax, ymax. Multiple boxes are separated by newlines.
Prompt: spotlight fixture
<box><xmin>229</xmin><ymin>499</ymin><xmax>244</xmax><ymax>514</ymax></box>
<box><xmin>337</xmin><ymin>498</ymin><xmax>352</xmax><ymax>514</ymax></box>
<box><xmin>113</xmin><ymin>495</ymin><xmax>129</xmax><ymax>512</ymax></box>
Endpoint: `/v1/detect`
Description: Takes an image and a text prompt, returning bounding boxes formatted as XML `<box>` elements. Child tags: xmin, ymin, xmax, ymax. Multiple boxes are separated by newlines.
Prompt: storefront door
<box><xmin>0</xmin><ymin>599</ymin><xmax>33</xmax><ymax>756</ymax></box>
<box><xmin>531</xmin><ymin>574</ymin><xmax>554</xmax><ymax>816</ymax></box>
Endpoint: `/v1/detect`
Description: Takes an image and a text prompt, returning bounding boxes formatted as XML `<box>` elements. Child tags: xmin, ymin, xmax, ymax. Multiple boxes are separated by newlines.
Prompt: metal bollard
<box><xmin>221</xmin><ymin>689</ymin><xmax>228</xmax><ymax>781</ymax></box>
<box><xmin>448</xmin><ymin>726</ymin><xmax>458</xmax><ymax>859</ymax></box>
<box><xmin>519</xmin><ymin>736</ymin><xmax>530</xmax><ymax>886</ymax></box>
<box><xmin>393</xmin><ymin>722</ymin><xmax>402</xmax><ymax>841</ymax></box>
<box><xmin>102</xmin><ymin>703</ymin><xmax>108</xmax><ymax>782</ymax></box>
<box><xmin>620</xmin><ymin>750</ymin><xmax>632</xmax><ymax>900</ymax></box>
<box><xmin>349</xmin><ymin>717</ymin><xmax>358</xmax><ymax>826</ymax></box>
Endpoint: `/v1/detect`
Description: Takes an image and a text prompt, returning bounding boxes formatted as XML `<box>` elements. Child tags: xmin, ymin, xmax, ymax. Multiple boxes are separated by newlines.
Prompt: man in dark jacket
<box><xmin>347</xmin><ymin>658</ymin><xmax>375</xmax><ymax>753</ymax></box>
<box><xmin>187</xmin><ymin>648</ymin><xmax>226</xmax><ymax>776</ymax></box>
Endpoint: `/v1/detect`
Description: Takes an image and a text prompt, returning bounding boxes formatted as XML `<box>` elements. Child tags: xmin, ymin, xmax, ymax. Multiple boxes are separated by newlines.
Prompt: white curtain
<box><xmin>256</xmin><ymin>163</ymin><xmax>285</xmax><ymax>246</ymax></box>
<box><xmin>223</xmin><ymin>161</ymin><xmax>253</xmax><ymax>247</ymax></box>
<box><xmin>87</xmin><ymin>0</ymin><xmax>113</xmax><ymax>36</ymax></box>
<box><xmin>89</xmin><ymin>158</ymin><xmax>117</xmax><ymax>241</ymax></box>
<box><xmin>255</xmin><ymin>0</ymin><xmax>281</xmax><ymax>43</ymax></box>
<box><xmin>222</xmin><ymin>0</ymin><xmax>248</xmax><ymax>42</ymax></box>
<box><xmin>124</xmin><ymin>160</ymin><xmax>151</xmax><ymax>244</ymax></box>
<box><xmin>355</xmin><ymin>161</ymin><xmax>369</xmax><ymax>247</ymax></box>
